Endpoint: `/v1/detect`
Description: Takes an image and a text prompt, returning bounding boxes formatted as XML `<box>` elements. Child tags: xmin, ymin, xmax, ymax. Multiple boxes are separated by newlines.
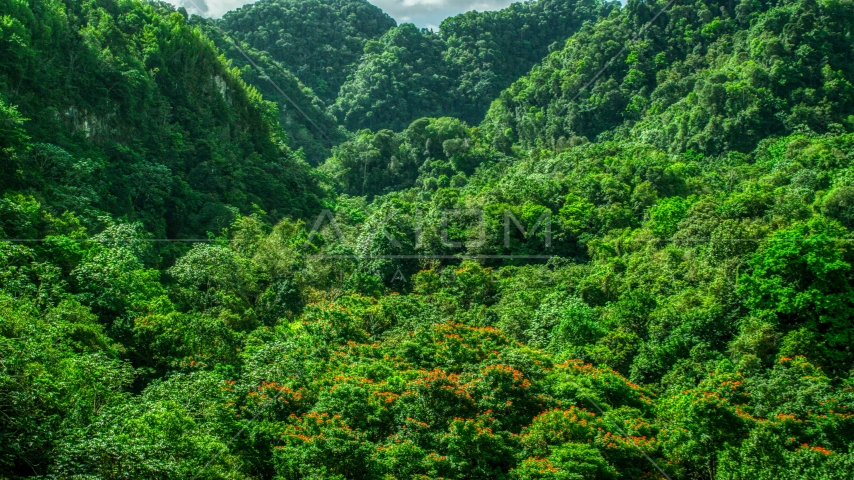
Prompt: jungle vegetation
<box><xmin>2</xmin><ymin>0</ymin><xmax>854</xmax><ymax>478</ymax></box>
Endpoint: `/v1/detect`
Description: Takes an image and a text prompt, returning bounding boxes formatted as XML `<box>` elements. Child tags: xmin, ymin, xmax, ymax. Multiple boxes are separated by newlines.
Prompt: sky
<box><xmin>174</xmin><ymin>0</ymin><xmax>517</xmax><ymax>30</ymax></box>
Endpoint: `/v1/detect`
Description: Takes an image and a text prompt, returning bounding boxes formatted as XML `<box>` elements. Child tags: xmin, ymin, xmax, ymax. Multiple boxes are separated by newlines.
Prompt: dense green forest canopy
<box><xmin>331</xmin><ymin>0</ymin><xmax>620</xmax><ymax>131</ymax></box>
<box><xmin>217</xmin><ymin>0</ymin><xmax>397</xmax><ymax>103</ymax></box>
<box><xmin>0</xmin><ymin>0</ymin><xmax>323</xmax><ymax>246</ymax></box>
<box><xmin>191</xmin><ymin>15</ymin><xmax>347</xmax><ymax>165</ymax></box>
<box><xmin>2</xmin><ymin>0</ymin><xmax>854</xmax><ymax>478</ymax></box>
<box><xmin>483</xmin><ymin>0</ymin><xmax>854</xmax><ymax>154</ymax></box>
<box><xmin>217</xmin><ymin>0</ymin><xmax>620</xmax><ymax>133</ymax></box>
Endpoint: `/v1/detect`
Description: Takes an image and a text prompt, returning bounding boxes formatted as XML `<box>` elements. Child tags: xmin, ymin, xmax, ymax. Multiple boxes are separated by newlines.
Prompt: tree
<box><xmin>738</xmin><ymin>218</ymin><xmax>854</xmax><ymax>373</ymax></box>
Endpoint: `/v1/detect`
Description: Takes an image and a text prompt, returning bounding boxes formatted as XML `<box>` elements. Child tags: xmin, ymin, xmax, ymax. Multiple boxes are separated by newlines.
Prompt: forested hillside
<box><xmin>217</xmin><ymin>0</ymin><xmax>618</xmax><ymax>133</ymax></box>
<box><xmin>192</xmin><ymin>16</ymin><xmax>346</xmax><ymax>165</ymax></box>
<box><xmin>3</xmin><ymin>0</ymin><xmax>854</xmax><ymax>478</ymax></box>
<box><xmin>331</xmin><ymin>0</ymin><xmax>619</xmax><ymax>131</ymax></box>
<box><xmin>0</xmin><ymin>0</ymin><xmax>323</xmax><ymax>243</ymax></box>
<box><xmin>484</xmin><ymin>0</ymin><xmax>854</xmax><ymax>153</ymax></box>
<box><xmin>218</xmin><ymin>0</ymin><xmax>397</xmax><ymax>103</ymax></box>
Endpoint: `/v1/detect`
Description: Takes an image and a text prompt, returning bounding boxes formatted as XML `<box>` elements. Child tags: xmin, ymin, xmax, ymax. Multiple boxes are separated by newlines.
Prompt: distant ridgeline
<box><xmin>216</xmin><ymin>0</ymin><xmax>397</xmax><ymax>104</ymax></box>
<box><xmin>482</xmin><ymin>0</ymin><xmax>854</xmax><ymax>155</ymax></box>
<box><xmin>330</xmin><ymin>0</ymin><xmax>621</xmax><ymax>131</ymax></box>
<box><xmin>216</xmin><ymin>0</ymin><xmax>619</xmax><ymax>133</ymax></box>
<box><xmin>3</xmin><ymin>0</ymin><xmax>854</xmax><ymax>478</ymax></box>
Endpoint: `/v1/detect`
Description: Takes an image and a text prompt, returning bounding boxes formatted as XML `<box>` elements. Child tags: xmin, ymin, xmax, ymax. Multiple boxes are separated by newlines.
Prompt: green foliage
<box><xmin>73</xmin><ymin>223</ymin><xmax>166</xmax><ymax>321</ymax></box>
<box><xmin>739</xmin><ymin>218</ymin><xmax>854</xmax><ymax>373</ymax></box>
<box><xmin>648</xmin><ymin>195</ymin><xmax>695</xmax><ymax>238</ymax></box>
<box><xmin>218</xmin><ymin>0</ymin><xmax>396</xmax><ymax>104</ymax></box>
<box><xmin>484</xmin><ymin>0</ymin><xmax>854</xmax><ymax>154</ymax></box>
<box><xmin>51</xmin><ymin>371</ymin><xmax>246</xmax><ymax>479</ymax></box>
<box><xmin>3</xmin><ymin>0</ymin><xmax>854</xmax><ymax>477</ymax></box>
<box><xmin>321</xmin><ymin>116</ymin><xmax>506</xmax><ymax>198</ymax></box>
<box><xmin>0</xmin><ymin>0</ymin><xmax>324</xmax><ymax>242</ymax></box>
<box><xmin>526</xmin><ymin>293</ymin><xmax>603</xmax><ymax>354</ymax></box>
<box><xmin>332</xmin><ymin>0</ymin><xmax>618</xmax><ymax>131</ymax></box>
<box><xmin>442</xmin><ymin>0</ymin><xmax>620</xmax><ymax>126</ymax></box>
<box><xmin>330</xmin><ymin>23</ymin><xmax>456</xmax><ymax>132</ymax></box>
<box><xmin>0</xmin><ymin>296</ymin><xmax>132</xmax><ymax>474</ymax></box>
<box><xmin>193</xmin><ymin>17</ymin><xmax>346</xmax><ymax>165</ymax></box>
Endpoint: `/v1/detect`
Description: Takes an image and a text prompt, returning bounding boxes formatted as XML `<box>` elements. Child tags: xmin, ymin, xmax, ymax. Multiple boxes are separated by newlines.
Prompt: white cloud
<box><xmin>167</xmin><ymin>0</ymin><xmax>517</xmax><ymax>27</ymax></box>
<box><xmin>370</xmin><ymin>0</ymin><xmax>516</xmax><ymax>28</ymax></box>
<box><xmin>175</xmin><ymin>0</ymin><xmax>250</xmax><ymax>17</ymax></box>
